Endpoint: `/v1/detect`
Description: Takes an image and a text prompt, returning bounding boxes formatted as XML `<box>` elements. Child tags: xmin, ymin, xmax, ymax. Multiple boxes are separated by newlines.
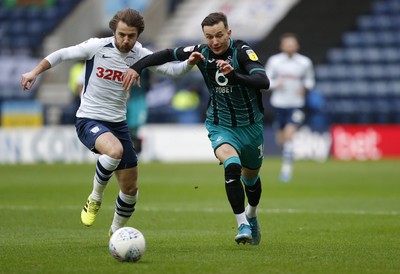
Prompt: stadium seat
<box><xmin>344</xmin><ymin>48</ymin><xmax>365</xmax><ymax>63</ymax></box>
<box><xmin>371</xmin><ymin>1</ymin><xmax>400</xmax><ymax>15</ymax></box>
<box><xmin>372</xmin><ymin>99</ymin><xmax>392</xmax><ymax>123</ymax></box>
<box><xmin>0</xmin><ymin>1</ymin><xmax>81</xmax><ymax>55</ymax></box>
<box><xmin>327</xmin><ymin>48</ymin><xmax>345</xmax><ymax>63</ymax></box>
<box><xmin>346</xmin><ymin>65</ymin><xmax>367</xmax><ymax>80</ymax></box>
<box><xmin>8</xmin><ymin>7</ymin><xmax>27</xmax><ymax>21</ymax></box>
<box><xmin>314</xmin><ymin>81</ymin><xmax>336</xmax><ymax>98</ymax></box>
<box><xmin>315</xmin><ymin>65</ymin><xmax>331</xmax><ymax>80</ymax></box>
<box><xmin>330</xmin><ymin>64</ymin><xmax>349</xmax><ymax>79</ymax></box>
<box><xmin>377</xmin><ymin>31</ymin><xmax>399</xmax><ymax>46</ymax></box>
<box><xmin>356</xmin><ymin>99</ymin><xmax>374</xmax><ymax>123</ymax></box>
<box><xmin>342</xmin><ymin>31</ymin><xmax>378</xmax><ymax>47</ymax></box>
<box><xmin>351</xmin><ymin>80</ymin><xmax>371</xmax><ymax>97</ymax></box>
<box><xmin>329</xmin><ymin>99</ymin><xmax>359</xmax><ymax>123</ymax></box>
<box><xmin>387</xmin><ymin>81</ymin><xmax>400</xmax><ymax>97</ymax></box>
<box><xmin>390</xmin><ymin>98</ymin><xmax>400</xmax><ymax>123</ymax></box>
<box><xmin>25</xmin><ymin>7</ymin><xmax>42</xmax><ymax>21</ymax></box>
<box><xmin>360</xmin><ymin>14</ymin><xmax>400</xmax><ymax>30</ymax></box>
<box><xmin>381</xmin><ymin>47</ymin><xmax>400</xmax><ymax>63</ymax></box>
<box><xmin>321</xmin><ymin>0</ymin><xmax>400</xmax><ymax>125</ymax></box>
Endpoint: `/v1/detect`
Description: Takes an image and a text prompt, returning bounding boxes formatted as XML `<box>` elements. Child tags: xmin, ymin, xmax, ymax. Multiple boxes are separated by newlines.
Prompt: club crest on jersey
<box><xmin>125</xmin><ymin>56</ymin><xmax>135</xmax><ymax>67</ymax></box>
<box><xmin>90</xmin><ymin>126</ymin><xmax>100</xmax><ymax>134</ymax></box>
<box><xmin>246</xmin><ymin>50</ymin><xmax>259</xmax><ymax>61</ymax></box>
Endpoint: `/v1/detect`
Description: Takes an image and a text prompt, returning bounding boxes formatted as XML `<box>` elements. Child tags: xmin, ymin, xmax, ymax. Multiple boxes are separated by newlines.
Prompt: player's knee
<box><xmin>224</xmin><ymin>156</ymin><xmax>242</xmax><ymax>179</ymax></box>
<box><xmin>225</xmin><ymin>163</ymin><xmax>242</xmax><ymax>179</ymax></box>
<box><xmin>241</xmin><ymin>175</ymin><xmax>259</xmax><ymax>186</ymax></box>
<box><xmin>107</xmin><ymin>143</ymin><xmax>123</xmax><ymax>159</ymax></box>
<box><xmin>122</xmin><ymin>184</ymin><xmax>138</xmax><ymax>196</ymax></box>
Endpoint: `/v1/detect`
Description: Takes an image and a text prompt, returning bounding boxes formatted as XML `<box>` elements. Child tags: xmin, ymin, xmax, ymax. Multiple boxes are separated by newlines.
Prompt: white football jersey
<box><xmin>265</xmin><ymin>52</ymin><xmax>315</xmax><ymax>108</ymax></box>
<box><xmin>45</xmin><ymin>37</ymin><xmax>191</xmax><ymax>122</ymax></box>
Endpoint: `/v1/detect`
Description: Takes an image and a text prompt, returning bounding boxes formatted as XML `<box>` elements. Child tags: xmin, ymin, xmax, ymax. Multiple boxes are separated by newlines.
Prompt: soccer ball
<box><xmin>109</xmin><ymin>227</ymin><xmax>146</xmax><ymax>262</ymax></box>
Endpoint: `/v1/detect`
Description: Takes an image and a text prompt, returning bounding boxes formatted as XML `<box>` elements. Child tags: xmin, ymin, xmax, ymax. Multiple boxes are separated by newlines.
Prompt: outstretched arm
<box><xmin>149</xmin><ymin>51</ymin><xmax>205</xmax><ymax>77</ymax></box>
<box><xmin>122</xmin><ymin>49</ymin><xmax>176</xmax><ymax>90</ymax></box>
<box><xmin>21</xmin><ymin>59</ymin><xmax>51</xmax><ymax>91</ymax></box>
<box><xmin>21</xmin><ymin>42</ymin><xmax>92</xmax><ymax>91</ymax></box>
<box><xmin>122</xmin><ymin>49</ymin><xmax>204</xmax><ymax>90</ymax></box>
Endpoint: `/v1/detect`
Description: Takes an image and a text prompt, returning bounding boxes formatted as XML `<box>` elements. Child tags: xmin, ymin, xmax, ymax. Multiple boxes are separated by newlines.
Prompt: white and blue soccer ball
<box><xmin>109</xmin><ymin>227</ymin><xmax>146</xmax><ymax>262</ymax></box>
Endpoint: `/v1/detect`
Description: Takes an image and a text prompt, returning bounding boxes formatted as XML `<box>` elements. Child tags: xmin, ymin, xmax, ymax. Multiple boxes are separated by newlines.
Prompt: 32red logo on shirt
<box><xmin>96</xmin><ymin>67</ymin><xmax>124</xmax><ymax>82</ymax></box>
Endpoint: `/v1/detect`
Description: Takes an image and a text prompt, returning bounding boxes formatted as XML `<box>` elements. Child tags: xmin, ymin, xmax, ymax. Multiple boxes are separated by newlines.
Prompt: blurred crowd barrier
<box><xmin>2</xmin><ymin>124</ymin><xmax>400</xmax><ymax>164</ymax></box>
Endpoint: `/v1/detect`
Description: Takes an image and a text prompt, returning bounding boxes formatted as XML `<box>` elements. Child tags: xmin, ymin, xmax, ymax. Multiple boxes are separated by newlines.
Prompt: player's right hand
<box><xmin>123</xmin><ymin>68</ymin><xmax>140</xmax><ymax>90</ymax></box>
<box><xmin>21</xmin><ymin>72</ymin><xmax>36</xmax><ymax>91</ymax></box>
<box><xmin>188</xmin><ymin>52</ymin><xmax>205</xmax><ymax>65</ymax></box>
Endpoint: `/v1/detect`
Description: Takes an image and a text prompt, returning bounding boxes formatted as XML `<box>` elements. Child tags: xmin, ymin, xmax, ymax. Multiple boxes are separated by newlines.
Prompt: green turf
<box><xmin>0</xmin><ymin>158</ymin><xmax>399</xmax><ymax>274</ymax></box>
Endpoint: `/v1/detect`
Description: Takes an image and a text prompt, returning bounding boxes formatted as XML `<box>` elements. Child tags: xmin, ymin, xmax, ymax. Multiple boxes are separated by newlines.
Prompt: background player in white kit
<box><xmin>265</xmin><ymin>33</ymin><xmax>315</xmax><ymax>182</ymax></box>
<box><xmin>21</xmin><ymin>8</ymin><xmax>193</xmax><ymax>235</ymax></box>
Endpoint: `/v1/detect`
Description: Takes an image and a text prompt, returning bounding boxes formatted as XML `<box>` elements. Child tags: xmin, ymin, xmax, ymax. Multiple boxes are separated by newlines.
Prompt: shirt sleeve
<box><xmin>130</xmin><ymin>49</ymin><xmax>178</xmax><ymax>74</ymax></box>
<box><xmin>227</xmin><ymin>45</ymin><xmax>270</xmax><ymax>90</ymax></box>
<box><xmin>130</xmin><ymin>45</ymin><xmax>198</xmax><ymax>74</ymax></box>
<box><xmin>148</xmin><ymin>60</ymin><xmax>194</xmax><ymax>78</ymax></box>
<box><xmin>303</xmin><ymin>59</ymin><xmax>315</xmax><ymax>90</ymax></box>
<box><xmin>45</xmin><ymin>38</ymin><xmax>100</xmax><ymax>67</ymax></box>
<box><xmin>264</xmin><ymin>57</ymin><xmax>278</xmax><ymax>90</ymax></box>
<box><xmin>135</xmin><ymin>45</ymin><xmax>194</xmax><ymax>77</ymax></box>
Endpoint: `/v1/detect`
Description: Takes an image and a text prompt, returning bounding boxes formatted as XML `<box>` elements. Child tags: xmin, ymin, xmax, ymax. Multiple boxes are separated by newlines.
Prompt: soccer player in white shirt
<box><xmin>265</xmin><ymin>33</ymin><xmax>315</xmax><ymax>182</ymax></box>
<box><xmin>21</xmin><ymin>8</ymin><xmax>193</xmax><ymax>235</ymax></box>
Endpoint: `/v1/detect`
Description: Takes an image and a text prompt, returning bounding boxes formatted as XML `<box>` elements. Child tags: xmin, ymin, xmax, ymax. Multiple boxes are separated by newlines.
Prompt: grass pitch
<box><xmin>0</xmin><ymin>158</ymin><xmax>399</xmax><ymax>274</ymax></box>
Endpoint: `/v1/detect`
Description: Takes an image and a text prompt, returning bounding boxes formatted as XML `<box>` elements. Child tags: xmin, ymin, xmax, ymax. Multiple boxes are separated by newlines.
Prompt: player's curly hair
<box><xmin>109</xmin><ymin>8</ymin><xmax>145</xmax><ymax>35</ymax></box>
<box><xmin>201</xmin><ymin>12</ymin><xmax>229</xmax><ymax>30</ymax></box>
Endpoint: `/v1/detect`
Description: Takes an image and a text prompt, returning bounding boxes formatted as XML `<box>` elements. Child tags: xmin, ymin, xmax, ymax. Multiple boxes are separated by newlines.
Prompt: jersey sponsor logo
<box><xmin>246</xmin><ymin>50</ymin><xmax>259</xmax><ymax>61</ymax></box>
<box><xmin>215</xmin><ymin>86</ymin><xmax>232</xmax><ymax>94</ymax></box>
<box><xmin>96</xmin><ymin>67</ymin><xmax>124</xmax><ymax>82</ymax></box>
<box><xmin>183</xmin><ymin>46</ymin><xmax>195</xmax><ymax>52</ymax></box>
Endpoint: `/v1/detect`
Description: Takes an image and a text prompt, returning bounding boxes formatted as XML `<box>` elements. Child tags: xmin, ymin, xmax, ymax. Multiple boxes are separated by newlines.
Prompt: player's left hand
<box><xmin>216</xmin><ymin>60</ymin><xmax>233</xmax><ymax>75</ymax></box>
<box><xmin>123</xmin><ymin>69</ymin><xmax>140</xmax><ymax>90</ymax></box>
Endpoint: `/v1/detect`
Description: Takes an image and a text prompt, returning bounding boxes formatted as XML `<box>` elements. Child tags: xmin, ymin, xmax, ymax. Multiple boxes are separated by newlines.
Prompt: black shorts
<box><xmin>75</xmin><ymin>118</ymin><xmax>138</xmax><ymax>170</ymax></box>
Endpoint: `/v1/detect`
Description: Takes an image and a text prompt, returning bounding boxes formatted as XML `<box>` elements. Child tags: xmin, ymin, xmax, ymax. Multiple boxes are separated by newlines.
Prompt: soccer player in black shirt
<box><xmin>123</xmin><ymin>12</ymin><xmax>270</xmax><ymax>245</ymax></box>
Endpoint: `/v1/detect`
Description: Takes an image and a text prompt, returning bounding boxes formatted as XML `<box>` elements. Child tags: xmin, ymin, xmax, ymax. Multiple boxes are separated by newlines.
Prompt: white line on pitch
<box><xmin>0</xmin><ymin>205</ymin><xmax>399</xmax><ymax>216</ymax></box>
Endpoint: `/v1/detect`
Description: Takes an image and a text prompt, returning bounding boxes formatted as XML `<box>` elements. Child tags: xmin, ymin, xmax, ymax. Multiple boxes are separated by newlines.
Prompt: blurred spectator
<box><xmin>305</xmin><ymin>89</ymin><xmax>329</xmax><ymax>133</ymax></box>
<box><xmin>126</xmin><ymin>69</ymin><xmax>150</xmax><ymax>153</ymax></box>
<box><xmin>146</xmin><ymin>75</ymin><xmax>176</xmax><ymax>123</ymax></box>
<box><xmin>172</xmin><ymin>88</ymin><xmax>201</xmax><ymax>124</ymax></box>
<box><xmin>168</xmin><ymin>0</ymin><xmax>183</xmax><ymax>14</ymax></box>
<box><xmin>61</xmin><ymin>61</ymin><xmax>84</xmax><ymax>124</ymax></box>
<box><xmin>171</xmin><ymin>69</ymin><xmax>208</xmax><ymax>124</ymax></box>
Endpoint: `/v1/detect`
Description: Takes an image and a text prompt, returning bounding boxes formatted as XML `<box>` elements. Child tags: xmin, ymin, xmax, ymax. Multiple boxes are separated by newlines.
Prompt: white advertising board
<box><xmin>0</xmin><ymin>125</ymin><xmax>331</xmax><ymax>164</ymax></box>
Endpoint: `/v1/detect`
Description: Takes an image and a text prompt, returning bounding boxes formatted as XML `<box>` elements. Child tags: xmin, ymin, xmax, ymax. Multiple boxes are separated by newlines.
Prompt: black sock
<box><xmin>244</xmin><ymin>177</ymin><xmax>262</xmax><ymax>207</ymax></box>
<box><xmin>224</xmin><ymin>163</ymin><xmax>245</xmax><ymax>214</ymax></box>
